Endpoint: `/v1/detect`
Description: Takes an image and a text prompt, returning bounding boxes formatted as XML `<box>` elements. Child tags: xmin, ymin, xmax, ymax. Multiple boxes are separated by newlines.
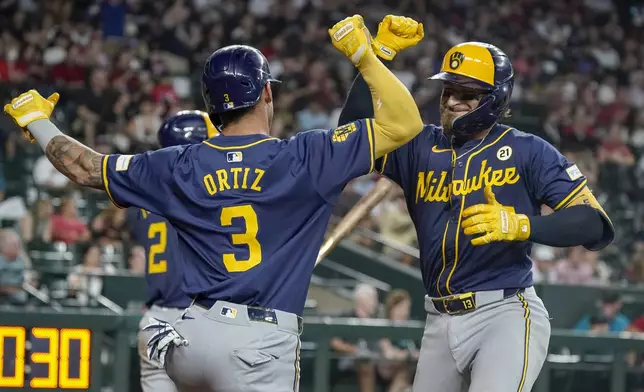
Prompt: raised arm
<box><xmin>337</xmin><ymin>15</ymin><xmax>423</xmax><ymax>133</ymax></box>
<box><xmin>329</xmin><ymin>15</ymin><xmax>424</xmax><ymax>158</ymax></box>
<box><xmin>4</xmin><ymin>90</ymin><xmax>105</xmax><ymax>189</ymax></box>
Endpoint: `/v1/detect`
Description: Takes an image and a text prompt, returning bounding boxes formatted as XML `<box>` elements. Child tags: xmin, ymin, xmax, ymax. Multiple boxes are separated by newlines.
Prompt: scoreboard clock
<box><xmin>0</xmin><ymin>326</ymin><xmax>91</xmax><ymax>389</ymax></box>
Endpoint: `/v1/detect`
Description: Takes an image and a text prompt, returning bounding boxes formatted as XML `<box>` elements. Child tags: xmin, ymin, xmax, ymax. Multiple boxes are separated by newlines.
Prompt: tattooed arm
<box><xmin>26</xmin><ymin>119</ymin><xmax>105</xmax><ymax>190</ymax></box>
<box><xmin>45</xmin><ymin>135</ymin><xmax>104</xmax><ymax>189</ymax></box>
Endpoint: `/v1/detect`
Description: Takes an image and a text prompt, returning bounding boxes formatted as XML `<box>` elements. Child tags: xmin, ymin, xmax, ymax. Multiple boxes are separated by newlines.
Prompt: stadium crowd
<box><xmin>0</xmin><ymin>0</ymin><xmax>642</xmax><ymax>360</ymax></box>
<box><xmin>0</xmin><ymin>0</ymin><xmax>643</xmax><ymax>390</ymax></box>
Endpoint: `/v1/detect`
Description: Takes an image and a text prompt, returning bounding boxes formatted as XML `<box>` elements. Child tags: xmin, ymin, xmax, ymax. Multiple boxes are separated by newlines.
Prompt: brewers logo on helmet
<box><xmin>430</xmin><ymin>42</ymin><xmax>514</xmax><ymax>137</ymax></box>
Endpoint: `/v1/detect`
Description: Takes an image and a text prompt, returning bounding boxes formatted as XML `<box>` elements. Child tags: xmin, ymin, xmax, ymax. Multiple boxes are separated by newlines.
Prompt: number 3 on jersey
<box><xmin>220</xmin><ymin>205</ymin><xmax>262</xmax><ymax>272</ymax></box>
<box><xmin>148</xmin><ymin>222</ymin><xmax>167</xmax><ymax>274</ymax></box>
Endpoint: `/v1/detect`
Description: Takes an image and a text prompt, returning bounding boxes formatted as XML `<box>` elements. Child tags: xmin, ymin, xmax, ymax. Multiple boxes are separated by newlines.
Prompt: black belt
<box><xmin>194</xmin><ymin>297</ymin><xmax>303</xmax><ymax>333</ymax></box>
<box><xmin>432</xmin><ymin>288</ymin><xmax>525</xmax><ymax>315</ymax></box>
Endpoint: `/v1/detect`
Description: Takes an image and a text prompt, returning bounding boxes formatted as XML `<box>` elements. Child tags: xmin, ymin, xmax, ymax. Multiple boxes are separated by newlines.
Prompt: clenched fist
<box><xmin>4</xmin><ymin>89</ymin><xmax>60</xmax><ymax>142</ymax></box>
<box><xmin>373</xmin><ymin>15</ymin><xmax>424</xmax><ymax>61</ymax></box>
<box><xmin>328</xmin><ymin>15</ymin><xmax>374</xmax><ymax>66</ymax></box>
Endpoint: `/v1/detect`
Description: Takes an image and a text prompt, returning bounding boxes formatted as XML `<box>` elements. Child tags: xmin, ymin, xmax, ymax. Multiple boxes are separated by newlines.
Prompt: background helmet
<box><xmin>157</xmin><ymin>110</ymin><xmax>218</xmax><ymax>148</ymax></box>
<box><xmin>201</xmin><ymin>45</ymin><xmax>280</xmax><ymax>122</ymax></box>
<box><xmin>429</xmin><ymin>42</ymin><xmax>514</xmax><ymax>137</ymax></box>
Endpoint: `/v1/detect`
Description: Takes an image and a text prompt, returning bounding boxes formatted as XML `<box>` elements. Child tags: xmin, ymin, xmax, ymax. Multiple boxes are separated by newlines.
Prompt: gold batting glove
<box><xmin>4</xmin><ymin>89</ymin><xmax>60</xmax><ymax>142</ymax></box>
<box><xmin>461</xmin><ymin>185</ymin><xmax>531</xmax><ymax>246</ymax></box>
<box><xmin>372</xmin><ymin>15</ymin><xmax>424</xmax><ymax>61</ymax></box>
<box><xmin>329</xmin><ymin>15</ymin><xmax>373</xmax><ymax>66</ymax></box>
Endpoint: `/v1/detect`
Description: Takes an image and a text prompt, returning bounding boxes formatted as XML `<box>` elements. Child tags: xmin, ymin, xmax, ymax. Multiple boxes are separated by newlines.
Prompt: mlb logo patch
<box><xmin>227</xmin><ymin>152</ymin><xmax>243</xmax><ymax>163</ymax></box>
<box><xmin>224</xmin><ymin>102</ymin><xmax>235</xmax><ymax>110</ymax></box>
<box><xmin>115</xmin><ymin>155</ymin><xmax>133</xmax><ymax>171</ymax></box>
<box><xmin>221</xmin><ymin>307</ymin><xmax>237</xmax><ymax>319</ymax></box>
<box><xmin>566</xmin><ymin>164</ymin><xmax>583</xmax><ymax>181</ymax></box>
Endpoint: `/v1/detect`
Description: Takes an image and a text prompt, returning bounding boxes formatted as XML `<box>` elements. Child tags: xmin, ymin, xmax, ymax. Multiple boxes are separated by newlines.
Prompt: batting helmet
<box><xmin>201</xmin><ymin>45</ymin><xmax>280</xmax><ymax>119</ymax></box>
<box><xmin>429</xmin><ymin>42</ymin><xmax>514</xmax><ymax>137</ymax></box>
<box><xmin>157</xmin><ymin>110</ymin><xmax>218</xmax><ymax>148</ymax></box>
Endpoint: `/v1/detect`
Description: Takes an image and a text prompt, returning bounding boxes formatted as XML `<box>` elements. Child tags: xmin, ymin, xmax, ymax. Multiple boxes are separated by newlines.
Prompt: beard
<box><xmin>440</xmin><ymin>107</ymin><xmax>456</xmax><ymax>135</ymax></box>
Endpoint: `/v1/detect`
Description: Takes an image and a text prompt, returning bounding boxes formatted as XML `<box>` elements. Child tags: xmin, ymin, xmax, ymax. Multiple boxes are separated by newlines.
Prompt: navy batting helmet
<box><xmin>158</xmin><ymin>110</ymin><xmax>218</xmax><ymax>148</ymax></box>
<box><xmin>429</xmin><ymin>42</ymin><xmax>514</xmax><ymax>137</ymax></box>
<box><xmin>201</xmin><ymin>45</ymin><xmax>280</xmax><ymax>119</ymax></box>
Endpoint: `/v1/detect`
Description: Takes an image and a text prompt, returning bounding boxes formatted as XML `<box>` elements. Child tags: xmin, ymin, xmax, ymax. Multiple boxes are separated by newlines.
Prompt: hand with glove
<box><xmin>461</xmin><ymin>185</ymin><xmax>531</xmax><ymax>246</ymax></box>
<box><xmin>4</xmin><ymin>89</ymin><xmax>60</xmax><ymax>143</ymax></box>
<box><xmin>372</xmin><ymin>15</ymin><xmax>424</xmax><ymax>61</ymax></box>
<box><xmin>143</xmin><ymin>316</ymin><xmax>189</xmax><ymax>369</ymax></box>
<box><xmin>328</xmin><ymin>14</ymin><xmax>374</xmax><ymax>66</ymax></box>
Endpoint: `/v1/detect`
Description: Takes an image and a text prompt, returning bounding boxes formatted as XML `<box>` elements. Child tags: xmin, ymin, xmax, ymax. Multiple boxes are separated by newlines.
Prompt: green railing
<box><xmin>1</xmin><ymin>308</ymin><xmax>643</xmax><ymax>392</ymax></box>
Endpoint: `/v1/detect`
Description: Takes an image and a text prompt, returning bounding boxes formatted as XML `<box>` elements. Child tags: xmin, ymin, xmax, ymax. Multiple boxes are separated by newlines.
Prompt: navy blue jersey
<box><xmin>376</xmin><ymin>124</ymin><xmax>611</xmax><ymax>297</ymax></box>
<box><xmin>102</xmin><ymin>119</ymin><xmax>376</xmax><ymax>315</ymax></box>
<box><xmin>129</xmin><ymin>208</ymin><xmax>192</xmax><ymax>309</ymax></box>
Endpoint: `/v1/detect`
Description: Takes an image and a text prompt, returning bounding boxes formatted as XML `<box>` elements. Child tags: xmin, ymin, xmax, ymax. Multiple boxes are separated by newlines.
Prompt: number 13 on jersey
<box><xmin>220</xmin><ymin>205</ymin><xmax>262</xmax><ymax>272</ymax></box>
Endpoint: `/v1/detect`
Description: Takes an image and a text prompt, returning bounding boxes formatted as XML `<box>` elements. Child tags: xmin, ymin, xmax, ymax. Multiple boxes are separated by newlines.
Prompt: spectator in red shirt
<box><xmin>51</xmin><ymin>198</ymin><xmax>90</xmax><ymax>246</ymax></box>
<box><xmin>628</xmin><ymin>315</ymin><xmax>644</xmax><ymax>333</ymax></box>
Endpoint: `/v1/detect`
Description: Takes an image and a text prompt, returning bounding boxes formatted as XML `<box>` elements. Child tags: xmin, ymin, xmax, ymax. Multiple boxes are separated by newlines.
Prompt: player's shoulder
<box><xmin>405</xmin><ymin>123</ymin><xmax>445</xmax><ymax>149</ymax></box>
<box><xmin>500</xmin><ymin>124</ymin><xmax>558</xmax><ymax>151</ymax></box>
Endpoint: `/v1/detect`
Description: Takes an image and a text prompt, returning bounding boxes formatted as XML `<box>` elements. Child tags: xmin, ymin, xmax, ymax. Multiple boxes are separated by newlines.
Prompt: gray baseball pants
<box><xmin>138</xmin><ymin>305</ymin><xmax>185</xmax><ymax>392</ymax></box>
<box><xmin>164</xmin><ymin>300</ymin><xmax>302</xmax><ymax>392</ymax></box>
<box><xmin>412</xmin><ymin>287</ymin><xmax>551</xmax><ymax>392</ymax></box>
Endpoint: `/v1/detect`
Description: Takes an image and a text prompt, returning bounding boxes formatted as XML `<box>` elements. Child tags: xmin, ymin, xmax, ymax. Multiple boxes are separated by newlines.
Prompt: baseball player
<box><xmin>130</xmin><ymin>110</ymin><xmax>218</xmax><ymax>392</ymax></box>
<box><xmin>338</xmin><ymin>15</ymin><xmax>615</xmax><ymax>392</ymax></box>
<box><xmin>4</xmin><ymin>15</ymin><xmax>424</xmax><ymax>392</ymax></box>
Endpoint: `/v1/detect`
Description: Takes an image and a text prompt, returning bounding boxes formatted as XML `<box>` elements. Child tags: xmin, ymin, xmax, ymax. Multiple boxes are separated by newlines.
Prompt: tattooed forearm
<box><xmin>45</xmin><ymin>135</ymin><xmax>105</xmax><ymax>189</ymax></box>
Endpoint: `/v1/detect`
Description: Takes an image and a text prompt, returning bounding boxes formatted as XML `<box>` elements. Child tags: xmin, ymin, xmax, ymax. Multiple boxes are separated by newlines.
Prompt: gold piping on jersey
<box><xmin>435</xmin><ymin>149</ymin><xmax>457</xmax><ymax>297</ymax></box>
<box><xmin>436</xmin><ymin>218</ymin><xmax>452</xmax><ymax>297</ymax></box>
<box><xmin>378</xmin><ymin>153</ymin><xmax>389</xmax><ymax>174</ymax></box>
<box><xmin>444</xmin><ymin>127</ymin><xmax>513</xmax><ymax>294</ymax></box>
<box><xmin>553</xmin><ymin>179</ymin><xmax>587</xmax><ymax>211</ymax></box>
<box><xmin>516</xmin><ymin>292</ymin><xmax>531</xmax><ymax>392</ymax></box>
<box><xmin>366</xmin><ymin>119</ymin><xmax>376</xmax><ymax>173</ymax></box>
<box><xmin>204</xmin><ymin>138</ymin><xmax>279</xmax><ymax>150</ymax></box>
<box><xmin>102</xmin><ymin>155</ymin><xmax>125</xmax><ymax>209</ymax></box>
<box><xmin>140</xmin><ymin>209</ymin><xmax>148</xmax><ymax>219</ymax></box>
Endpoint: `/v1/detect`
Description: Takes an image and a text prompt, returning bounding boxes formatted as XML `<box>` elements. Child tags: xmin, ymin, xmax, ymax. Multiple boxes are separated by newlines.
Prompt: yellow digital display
<box><xmin>0</xmin><ymin>326</ymin><xmax>91</xmax><ymax>389</ymax></box>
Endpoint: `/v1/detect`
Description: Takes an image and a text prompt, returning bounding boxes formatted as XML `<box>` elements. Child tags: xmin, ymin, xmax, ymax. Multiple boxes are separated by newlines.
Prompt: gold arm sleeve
<box><xmin>563</xmin><ymin>186</ymin><xmax>612</xmax><ymax>223</ymax></box>
<box><xmin>357</xmin><ymin>53</ymin><xmax>424</xmax><ymax>158</ymax></box>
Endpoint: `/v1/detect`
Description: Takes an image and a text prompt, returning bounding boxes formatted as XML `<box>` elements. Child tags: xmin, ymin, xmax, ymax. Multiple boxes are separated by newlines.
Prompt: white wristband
<box><xmin>26</xmin><ymin>119</ymin><xmax>64</xmax><ymax>150</ymax></box>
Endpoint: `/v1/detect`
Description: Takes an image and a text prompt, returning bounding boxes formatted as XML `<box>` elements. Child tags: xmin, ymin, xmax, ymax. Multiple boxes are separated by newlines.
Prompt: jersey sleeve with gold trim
<box><xmin>101</xmin><ymin>146</ymin><xmax>184</xmax><ymax>214</ymax></box>
<box><xmin>527</xmin><ymin>136</ymin><xmax>587</xmax><ymax>210</ymax></box>
<box><xmin>294</xmin><ymin>119</ymin><xmax>376</xmax><ymax>203</ymax></box>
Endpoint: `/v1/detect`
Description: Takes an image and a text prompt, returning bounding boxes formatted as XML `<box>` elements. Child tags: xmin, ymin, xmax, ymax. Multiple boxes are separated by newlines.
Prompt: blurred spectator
<box><xmin>377</xmin><ymin>289</ymin><xmax>417</xmax><ymax>392</ymax></box>
<box><xmin>51</xmin><ymin>198</ymin><xmax>90</xmax><ymax>245</ymax></box>
<box><xmin>126</xmin><ymin>97</ymin><xmax>163</xmax><ymax>150</ymax></box>
<box><xmin>331</xmin><ymin>283</ymin><xmax>380</xmax><ymax>392</ymax></box>
<box><xmin>597</xmin><ymin>124</ymin><xmax>635</xmax><ymax>166</ymax></box>
<box><xmin>574</xmin><ymin>292</ymin><xmax>630</xmax><ymax>332</ymax></box>
<box><xmin>127</xmin><ymin>245</ymin><xmax>146</xmax><ymax>275</ymax></box>
<box><xmin>627</xmin><ymin>314</ymin><xmax>644</xmax><ymax>333</ymax></box>
<box><xmin>32</xmin><ymin>154</ymin><xmax>71</xmax><ymax>191</ymax></box>
<box><xmin>374</xmin><ymin>195</ymin><xmax>417</xmax><ymax>265</ymax></box>
<box><xmin>19</xmin><ymin>199</ymin><xmax>54</xmax><ymax>244</ymax></box>
<box><xmin>71</xmin><ymin>68</ymin><xmax>120</xmax><ymax>147</ymax></box>
<box><xmin>90</xmin><ymin>203</ymin><xmax>128</xmax><ymax>247</ymax></box>
<box><xmin>530</xmin><ymin>244</ymin><xmax>557</xmax><ymax>283</ymax></box>
<box><xmin>549</xmin><ymin>246</ymin><xmax>611</xmax><ymax>285</ymax></box>
<box><xmin>67</xmin><ymin>244</ymin><xmax>116</xmax><ymax>306</ymax></box>
<box><xmin>0</xmin><ymin>229</ymin><xmax>31</xmax><ymax>305</ymax></box>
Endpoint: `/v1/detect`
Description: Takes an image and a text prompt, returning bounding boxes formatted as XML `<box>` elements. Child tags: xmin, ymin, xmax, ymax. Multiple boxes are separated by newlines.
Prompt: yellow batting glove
<box><xmin>372</xmin><ymin>15</ymin><xmax>424</xmax><ymax>61</ymax></box>
<box><xmin>329</xmin><ymin>15</ymin><xmax>373</xmax><ymax>66</ymax></box>
<box><xmin>461</xmin><ymin>185</ymin><xmax>531</xmax><ymax>246</ymax></box>
<box><xmin>4</xmin><ymin>89</ymin><xmax>60</xmax><ymax>142</ymax></box>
